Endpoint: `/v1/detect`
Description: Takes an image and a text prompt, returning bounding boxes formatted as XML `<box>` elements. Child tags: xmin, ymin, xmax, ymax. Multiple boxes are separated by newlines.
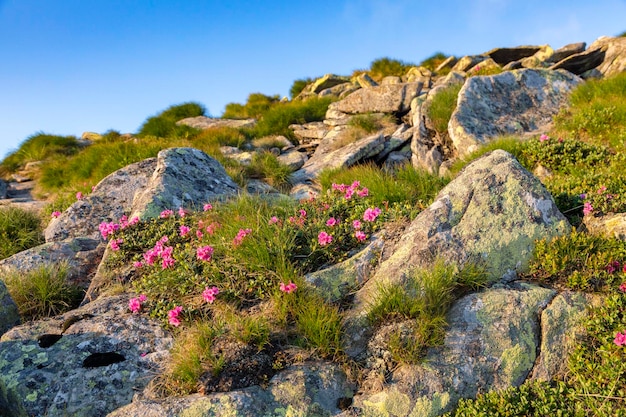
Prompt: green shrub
<box><xmin>419</xmin><ymin>52</ymin><xmax>448</xmax><ymax>72</ymax></box>
<box><xmin>427</xmin><ymin>82</ymin><xmax>463</xmax><ymax>135</ymax></box>
<box><xmin>245</xmin><ymin>151</ymin><xmax>292</xmax><ymax>190</ymax></box>
<box><xmin>251</xmin><ymin>96</ymin><xmax>332</xmax><ymax>140</ymax></box>
<box><xmin>0</xmin><ymin>133</ymin><xmax>80</xmax><ymax>173</ymax></box>
<box><xmin>3</xmin><ymin>262</ymin><xmax>82</xmax><ymax>320</ymax></box>
<box><xmin>0</xmin><ymin>207</ymin><xmax>44</xmax><ymax>260</ymax></box>
<box><xmin>289</xmin><ymin>78</ymin><xmax>314</xmax><ymax>98</ymax></box>
<box><xmin>368</xmin><ymin>57</ymin><xmax>415</xmax><ymax>81</ymax></box>
<box><xmin>527</xmin><ymin>228</ymin><xmax>626</xmax><ymax>291</ymax></box>
<box><xmin>222</xmin><ymin>93</ymin><xmax>280</xmax><ymax>119</ymax></box>
<box><xmin>137</xmin><ymin>102</ymin><xmax>205</xmax><ymax>138</ymax></box>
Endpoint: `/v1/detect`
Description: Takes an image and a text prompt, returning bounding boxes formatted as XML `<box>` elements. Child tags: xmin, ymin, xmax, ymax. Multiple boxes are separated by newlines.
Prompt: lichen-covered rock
<box><xmin>45</xmin><ymin>158</ymin><xmax>157</xmax><ymax>242</ymax></box>
<box><xmin>0</xmin><ymin>280</ymin><xmax>19</xmax><ymax>336</ymax></box>
<box><xmin>451</xmin><ymin>55</ymin><xmax>487</xmax><ymax>72</ymax></box>
<box><xmin>0</xmin><ymin>295</ymin><xmax>173</xmax><ymax>417</ymax></box>
<box><xmin>0</xmin><ymin>237</ymin><xmax>104</xmax><ymax>291</ymax></box>
<box><xmin>583</xmin><ymin>212</ymin><xmax>626</xmax><ymax>240</ymax></box>
<box><xmin>309</xmin><ymin>74</ymin><xmax>351</xmax><ymax>94</ymax></box>
<box><xmin>130</xmin><ymin>148</ymin><xmax>239</xmax><ymax>220</ymax></box>
<box><xmin>107</xmin><ymin>362</ymin><xmax>353</xmax><ymax>417</ymax></box>
<box><xmin>176</xmin><ymin>116</ymin><xmax>256</xmax><ymax>130</ymax></box>
<box><xmin>277</xmin><ymin>150</ymin><xmax>307</xmax><ymax>171</ymax></box>
<box><xmin>531</xmin><ymin>291</ymin><xmax>592</xmax><ymax>381</ymax></box>
<box><xmin>351</xmin><ymin>150</ymin><xmax>569</xmax><ymax>319</ymax></box>
<box><xmin>290</xmin><ymin>133</ymin><xmax>385</xmax><ymax>183</ymax></box>
<box><xmin>411</xmin><ymin>71</ymin><xmax>465</xmax><ymax>173</ymax></box>
<box><xmin>305</xmin><ymin>236</ymin><xmax>384</xmax><ymax>303</ymax></box>
<box><xmin>329</xmin><ymin>82</ymin><xmax>422</xmax><ymax>115</ymax></box>
<box><xmin>354</xmin><ymin>284</ymin><xmax>556</xmax><ymax>416</ymax></box>
<box><xmin>449</xmin><ymin>69</ymin><xmax>581</xmax><ymax>156</ymax></box>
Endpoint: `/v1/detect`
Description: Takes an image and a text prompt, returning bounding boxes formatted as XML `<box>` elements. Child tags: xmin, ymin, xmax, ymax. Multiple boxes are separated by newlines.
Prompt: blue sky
<box><xmin>1</xmin><ymin>0</ymin><xmax>625</xmax><ymax>160</ymax></box>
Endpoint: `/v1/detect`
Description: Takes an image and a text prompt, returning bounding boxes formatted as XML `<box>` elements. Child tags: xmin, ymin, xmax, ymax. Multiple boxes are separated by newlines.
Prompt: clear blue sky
<box><xmin>1</xmin><ymin>0</ymin><xmax>625</xmax><ymax>160</ymax></box>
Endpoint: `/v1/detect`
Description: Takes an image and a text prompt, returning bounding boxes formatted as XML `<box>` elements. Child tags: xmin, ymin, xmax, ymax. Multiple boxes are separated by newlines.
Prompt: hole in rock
<box><xmin>38</xmin><ymin>334</ymin><xmax>63</xmax><ymax>348</ymax></box>
<box><xmin>82</xmin><ymin>352</ymin><xmax>126</xmax><ymax>368</ymax></box>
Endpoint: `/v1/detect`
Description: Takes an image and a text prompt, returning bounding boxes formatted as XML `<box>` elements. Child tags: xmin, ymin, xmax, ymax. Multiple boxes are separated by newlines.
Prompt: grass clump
<box><xmin>3</xmin><ymin>262</ymin><xmax>82</xmax><ymax>320</ymax></box>
<box><xmin>554</xmin><ymin>71</ymin><xmax>626</xmax><ymax>149</ymax></box>
<box><xmin>527</xmin><ymin>228</ymin><xmax>626</xmax><ymax>292</ymax></box>
<box><xmin>368</xmin><ymin>57</ymin><xmax>415</xmax><ymax>81</ymax></box>
<box><xmin>419</xmin><ymin>52</ymin><xmax>448</xmax><ymax>72</ymax></box>
<box><xmin>427</xmin><ymin>82</ymin><xmax>463</xmax><ymax>135</ymax></box>
<box><xmin>250</xmin><ymin>96</ymin><xmax>333</xmax><ymax>140</ymax></box>
<box><xmin>222</xmin><ymin>93</ymin><xmax>281</xmax><ymax>119</ymax></box>
<box><xmin>137</xmin><ymin>102</ymin><xmax>205</xmax><ymax>139</ymax></box>
<box><xmin>368</xmin><ymin>259</ymin><xmax>487</xmax><ymax>364</ymax></box>
<box><xmin>0</xmin><ymin>207</ymin><xmax>44</xmax><ymax>260</ymax></box>
<box><xmin>289</xmin><ymin>77</ymin><xmax>314</xmax><ymax>99</ymax></box>
<box><xmin>0</xmin><ymin>133</ymin><xmax>81</xmax><ymax>174</ymax></box>
<box><xmin>244</xmin><ymin>151</ymin><xmax>292</xmax><ymax>190</ymax></box>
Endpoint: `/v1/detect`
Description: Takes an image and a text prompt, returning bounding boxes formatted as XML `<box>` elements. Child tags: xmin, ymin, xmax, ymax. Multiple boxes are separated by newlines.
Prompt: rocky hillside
<box><xmin>0</xmin><ymin>35</ymin><xmax>625</xmax><ymax>416</ymax></box>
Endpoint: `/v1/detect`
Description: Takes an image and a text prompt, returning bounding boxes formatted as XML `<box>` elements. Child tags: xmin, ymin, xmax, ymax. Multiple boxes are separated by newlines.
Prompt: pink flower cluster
<box><xmin>51</xmin><ymin>211</ymin><xmax>61</xmax><ymax>218</ymax></box>
<box><xmin>279</xmin><ymin>281</ymin><xmax>298</xmax><ymax>293</ymax></box>
<box><xmin>269</xmin><ymin>216</ymin><xmax>280</xmax><ymax>225</ymax></box>
<box><xmin>326</xmin><ymin>217</ymin><xmax>338</xmax><ymax>227</ymax></box>
<box><xmin>109</xmin><ymin>238</ymin><xmax>123</xmax><ymax>251</ymax></box>
<box><xmin>99</xmin><ymin>215</ymin><xmax>139</xmax><ymax>240</ymax></box>
<box><xmin>615</xmin><ymin>331</ymin><xmax>626</xmax><ymax>346</ymax></box>
<box><xmin>160</xmin><ymin>209</ymin><xmax>174</xmax><ymax>219</ymax></box>
<box><xmin>363</xmin><ymin>207</ymin><xmax>382</xmax><ymax>222</ymax></box>
<box><xmin>128</xmin><ymin>294</ymin><xmax>147</xmax><ymax>313</ymax></box>
<box><xmin>144</xmin><ymin>236</ymin><xmax>175</xmax><ymax>269</ymax></box>
<box><xmin>168</xmin><ymin>306</ymin><xmax>183</xmax><ymax>327</ymax></box>
<box><xmin>203</xmin><ymin>203</ymin><xmax>213</xmax><ymax>211</ymax></box>
<box><xmin>197</xmin><ymin>245</ymin><xmax>214</xmax><ymax>261</ymax></box>
<box><xmin>583</xmin><ymin>202</ymin><xmax>594</xmax><ymax>216</ymax></box>
<box><xmin>539</xmin><ymin>134</ymin><xmax>550</xmax><ymax>142</ymax></box>
<box><xmin>318</xmin><ymin>231</ymin><xmax>333</xmax><ymax>246</ymax></box>
<box><xmin>179</xmin><ymin>225</ymin><xmax>191</xmax><ymax>237</ymax></box>
<box><xmin>202</xmin><ymin>286</ymin><xmax>219</xmax><ymax>303</ymax></box>
<box><xmin>233</xmin><ymin>228</ymin><xmax>252</xmax><ymax>246</ymax></box>
<box><xmin>606</xmin><ymin>260</ymin><xmax>623</xmax><ymax>274</ymax></box>
<box><xmin>331</xmin><ymin>181</ymin><xmax>369</xmax><ymax>200</ymax></box>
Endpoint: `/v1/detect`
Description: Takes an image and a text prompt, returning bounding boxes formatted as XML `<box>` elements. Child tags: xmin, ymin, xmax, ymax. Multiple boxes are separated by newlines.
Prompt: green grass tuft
<box><xmin>0</xmin><ymin>207</ymin><xmax>44</xmax><ymax>260</ymax></box>
<box><xmin>0</xmin><ymin>133</ymin><xmax>81</xmax><ymax>174</ymax></box>
<box><xmin>427</xmin><ymin>82</ymin><xmax>463</xmax><ymax>135</ymax></box>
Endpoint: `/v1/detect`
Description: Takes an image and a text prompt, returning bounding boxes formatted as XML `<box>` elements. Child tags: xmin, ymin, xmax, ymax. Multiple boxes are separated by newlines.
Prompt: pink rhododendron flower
<box><xmin>619</xmin><ymin>282</ymin><xmax>626</xmax><ymax>292</ymax></box>
<box><xmin>179</xmin><ymin>225</ymin><xmax>191</xmax><ymax>237</ymax></box>
<box><xmin>109</xmin><ymin>238</ymin><xmax>123</xmax><ymax>251</ymax></box>
<box><xmin>76</xmin><ymin>192</ymin><xmax>83</xmax><ymax>200</ymax></box>
<box><xmin>326</xmin><ymin>217</ymin><xmax>338</xmax><ymax>227</ymax></box>
<box><xmin>133</xmin><ymin>261</ymin><xmax>144</xmax><ymax>268</ymax></box>
<box><xmin>606</xmin><ymin>261</ymin><xmax>621</xmax><ymax>274</ymax></box>
<box><xmin>299</xmin><ymin>209</ymin><xmax>307</xmax><ymax>218</ymax></box>
<box><xmin>233</xmin><ymin>228</ymin><xmax>252</xmax><ymax>246</ymax></box>
<box><xmin>344</xmin><ymin>188</ymin><xmax>354</xmax><ymax>199</ymax></box>
<box><xmin>539</xmin><ymin>134</ymin><xmax>550</xmax><ymax>142</ymax></box>
<box><xmin>279</xmin><ymin>281</ymin><xmax>298</xmax><ymax>293</ymax></box>
<box><xmin>160</xmin><ymin>209</ymin><xmax>174</xmax><ymax>219</ymax></box>
<box><xmin>318</xmin><ymin>231</ymin><xmax>333</xmax><ymax>246</ymax></box>
<box><xmin>197</xmin><ymin>245</ymin><xmax>214</xmax><ymax>261</ymax></box>
<box><xmin>196</xmin><ymin>229</ymin><xmax>204</xmax><ymax>239</ymax></box>
<box><xmin>363</xmin><ymin>207</ymin><xmax>382</xmax><ymax>222</ymax></box>
<box><xmin>128</xmin><ymin>294</ymin><xmax>147</xmax><ymax>313</ymax></box>
<box><xmin>332</xmin><ymin>183</ymin><xmax>347</xmax><ymax>192</ymax></box>
<box><xmin>178</xmin><ymin>207</ymin><xmax>187</xmax><ymax>217</ymax></box>
<box><xmin>51</xmin><ymin>211</ymin><xmax>61</xmax><ymax>218</ymax></box>
<box><xmin>99</xmin><ymin>221</ymin><xmax>120</xmax><ymax>240</ymax></box>
<box><xmin>615</xmin><ymin>331</ymin><xmax>626</xmax><ymax>346</ymax></box>
<box><xmin>355</xmin><ymin>231</ymin><xmax>367</xmax><ymax>242</ymax></box>
<box><xmin>206</xmin><ymin>222</ymin><xmax>220</xmax><ymax>235</ymax></box>
<box><xmin>357</xmin><ymin>188</ymin><xmax>369</xmax><ymax>198</ymax></box>
<box><xmin>269</xmin><ymin>216</ymin><xmax>279</xmax><ymax>225</ymax></box>
<box><xmin>583</xmin><ymin>202</ymin><xmax>594</xmax><ymax>216</ymax></box>
<box><xmin>168</xmin><ymin>306</ymin><xmax>183</xmax><ymax>327</ymax></box>
<box><xmin>202</xmin><ymin>286</ymin><xmax>220</xmax><ymax>303</ymax></box>
<box><xmin>352</xmin><ymin>220</ymin><xmax>362</xmax><ymax>230</ymax></box>
<box><xmin>203</xmin><ymin>203</ymin><xmax>213</xmax><ymax>211</ymax></box>
<box><xmin>598</xmin><ymin>185</ymin><xmax>607</xmax><ymax>194</ymax></box>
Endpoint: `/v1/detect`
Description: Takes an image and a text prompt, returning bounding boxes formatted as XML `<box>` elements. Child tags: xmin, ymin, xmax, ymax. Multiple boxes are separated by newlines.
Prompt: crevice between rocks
<box><xmin>526</xmin><ymin>288</ymin><xmax>560</xmax><ymax>382</ymax></box>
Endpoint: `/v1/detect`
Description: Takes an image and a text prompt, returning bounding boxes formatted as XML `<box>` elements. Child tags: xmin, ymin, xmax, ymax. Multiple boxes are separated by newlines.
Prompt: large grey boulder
<box><xmin>0</xmin><ymin>295</ymin><xmax>173</xmax><ymax>417</ymax></box>
<box><xmin>290</xmin><ymin>133</ymin><xmax>386</xmax><ymax>184</ymax></box>
<box><xmin>449</xmin><ymin>69</ymin><xmax>581</xmax><ymax>157</ymax></box>
<box><xmin>130</xmin><ymin>148</ymin><xmax>240</xmax><ymax>220</ymax></box>
<box><xmin>549</xmin><ymin>45</ymin><xmax>608</xmax><ymax>76</ymax></box>
<box><xmin>328</xmin><ymin>82</ymin><xmax>422</xmax><ymax>116</ymax></box>
<box><xmin>587</xmin><ymin>36</ymin><xmax>626</xmax><ymax>76</ymax></box>
<box><xmin>107</xmin><ymin>362</ymin><xmax>353</xmax><ymax>417</ymax></box>
<box><xmin>354</xmin><ymin>284</ymin><xmax>557</xmax><ymax>416</ymax></box>
<box><xmin>349</xmin><ymin>150</ymin><xmax>570</xmax><ymax>329</ymax></box>
<box><xmin>0</xmin><ymin>237</ymin><xmax>104</xmax><ymax>291</ymax></box>
<box><xmin>0</xmin><ymin>280</ymin><xmax>19</xmax><ymax>336</ymax></box>
<box><xmin>45</xmin><ymin>158</ymin><xmax>157</xmax><ymax>242</ymax></box>
<box><xmin>176</xmin><ymin>116</ymin><xmax>256</xmax><ymax>130</ymax></box>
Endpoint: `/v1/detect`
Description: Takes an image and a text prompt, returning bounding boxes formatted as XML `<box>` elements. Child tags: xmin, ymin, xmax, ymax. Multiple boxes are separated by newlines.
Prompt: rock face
<box><xmin>449</xmin><ymin>69</ymin><xmax>581</xmax><ymax>156</ymax></box>
<box><xmin>486</xmin><ymin>45</ymin><xmax>542</xmax><ymax>66</ymax></box>
<box><xmin>45</xmin><ymin>158</ymin><xmax>157</xmax><ymax>242</ymax></box>
<box><xmin>583</xmin><ymin>212</ymin><xmax>626</xmax><ymax>241</ymax></box>
<box><xmin>130</xmin><ymin>148</ymin><xmax>240</xmax><ymax>220</ymax></box>
<box><xmin>352</xmin><ymin>150</ymin><xmax>570</xmax><ymax>317</ymax></box>
<box><xmin>108</xmin><ymin>362</ymin><xmax>353</xmax><ymax>417</ymax></box>
<box><xmin>176</xmin><ymin>116</ymin><xmax>256</xmax><ymax>130</ymax></box>
<box><xmin>355</xmin><ymin>284</ymin><xmax>557</xmax><ymax>416</ymax></box>
<box><xmin>587</xmin><ymin>36</ymin><xmax>626</xmax><ymax>77</ymax></box>
<box><xmin>0</xmin><ymin>280</ymin><xmax>19</xmax><ymax>336</ymax></box>
<box><xmin>329</xmin><ymin>82</ymin><xmax>422</xmax><ymax>115</ymax></box>
<box><xmin>0</xmin><ymin>237</ymin><xmax>104</xmax><ymax>290</ymax></box>
<box><xmin>0</xmin><ymin>295</ymin><xmax>173</xmax><ymax>417</ymax></box>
